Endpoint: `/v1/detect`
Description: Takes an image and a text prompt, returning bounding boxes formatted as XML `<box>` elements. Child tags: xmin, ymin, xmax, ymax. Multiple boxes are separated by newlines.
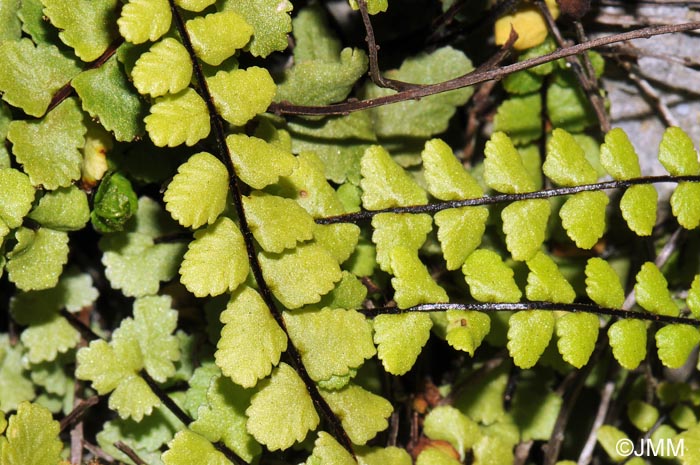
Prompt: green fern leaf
<box><xmin>28</xmin><ymin>186</ymin><xmax>89</xmax><ymax>231</ymax></box>
<box><xmin>543</xmin><ymin>128</ymin><xmax>598</xmax><ymax>186</ymax></box>
<box><xmin>131</xmin><ymin>38</ymin><xmax>192</xmax><ymax>97</ymax></box>
<box><xmin>318</xmin><ymin>271</ymin><xmax>367</xmax><ymax>309</ymax></box>
<box><xmin>305</xmin><ymin>432</ymin><xmax>355</xmax><ymax>465</ymax></box>
<box><xmin>90</xmin><ymin>172</ymin><xmax>139</xmax><ymax>233</ymax></box>
<box><xmin>348</xmin><ymin>0</ymin><xmax>387</xmax><ymax>14</ymax></box>
<box><xmin>585</xmin><ymin>257</ymin><xmax>625</xmax><ymax>308</ymax></box>
<box><xmin>635</xmin><ymin>262</ymin><xmax>678</xmax><ymax>316</ymax></box>
<box><xmin>507</xmin><ymin>310</ymin><xmax>555</xmax><ymax>368</ymax></box>
<box><xmin>162</xmin><ymin>430</ymin><xmax>230</xmax><ymax>465</ymax></box>
<box><xmin>493</xmin><ymin>93</ymin><xmax>542</xmax><ymax>145</ymax></box>
<box><xmin>145</xmin><ymin>88</ymin><xmax>210</xmax><ymax>147</ymax></box>
<box><xmin>190</xmin><ymin>375</ymin><xmax>261</xmax><ymax>462</ymax></box>
<box><xmin>546</xmin><ymin>72</ymin><xmax>596</xmax><ymax>132</ymax></box>
<box><xmin>6</xmin><ymin>227</ymin><xmax>68</xmax><ymax>291</ymax></box>
<box><xmin>0</xmin><ymin>168</ymin><xmax>35</xmax><ymax>239</ymax></box>
<box><xmin>361</xmin><ymin>145</ymin><xmax>427</xmax><ymax>209</ymax></box>
<box><xmin>221</xmin><ymin>0</ymin><xmax>292</xmax><ymax>57</ymax></box>
<box><xmin>463</xmin><ymin>249</ymin><xmax>522</xmax><ymax>303</ymax></box>
<box><xmin>627</xmin><ymin>400</ymin><xmax>659</xmax><ymax>432</ymax></box>
<box><xmin>620</xmin><ymin>185</ymin><xmax>657</xmax><ymax>236</ymax></box>
<box><xmin>559</xmin><ymin>191</ymin><xmax>608</xmax><ymax>249</ymax></box>
<box><xmin>7</xmin><ymin>98</ymin><xmax>85</xmax><ymax>189</ymax></box>
<box><xmin>208</xmin><ymin>67</ymin><xmax>276</xmax><ymax>126</ymax></box>
<box><xmin>0</xmin><ymin>39</ymin><xmax>80</xmax><ymax>117</ymax></box>
<box><xmin>285</xmin><ymin>307</ymin><xmax>375</xmax><ymax>383</ymax></box>
<box><xmin>416</xmin><ymin>447</ymin><xmax>461</xmax><ymax>465</ymax></box>
<box><xmin>608</xmin><ymin>319</ymin><xmax>647</xmax><ymax>370</ymax></box>
<box><xmin>41</xmin><ymin>0</ymin><xmax>118</xmax><ymax>61</ymax></box>
<box><xmin>676</xmin><ymin>424</ymin><xmax>700</xmax><ymax>465</ymax></box>
<box><xmin>655</xmin><ymin>325</ymin><xmax>700</xmax><ymax>369</ymax></box>
<box><xmin>17</xmin><ymin>0</ymin><xmax>53</xmax><ymax>44</ymax></box>
<box><xmin>423</xmin><ymin>406</ymin><xmax>481</xmax><ymax>459</ymax></box>
<box><xmin>175</xmin><ymin>0</ymin><xmax>214</xmax><ymax>10</ymax></box>
<box><xmin>0</xmin><ymin>402</ymin><xmax>61</xmax><ymax>465</ymax></box>
<box><xmin>19</xmin><ymin>316</ymin><xmax>79</xmax><ymax>364</ymax></box>
<box><xmin>321</xmin><ymin>384</ymin><xmax>393</xmax><ymax>445</ymax></box>
<box><xmin>179</xmin><ymin>217</ymin><xmax>248</xmax><ymax>297</ymax></box>
<box><xmin>372</xmin><ymin>213</ymin><xmax>432</xmax><ymax>273</ymax></box>
<box><xmin>373</xmin><ymin>312</ymin><xmax>432</xmax><ymax>375</ymax></box>
<box><xmin>422</xmin><ymin>138</ymin><xmax>482</xmax><ymax>200</ymax></box>
<box><xmin>117</xmin><ymin>0</ymin><xmax>171</xmax><ymax>44</ymax></box>
<box><xmin>600</xmin><ymin>128</ymin><xmax>641</xmax><ymax>180</ymax></box>
<box><xmin>0</xmin><ymin>0</ymin><xmax>20</xmax><ymax>43</ymax></box>
<box><xmin>164</xmin><ymin>152</ymin><xmax>228</xmax><ymax>228</ymax></box>
<box><xmin>472</xmin><ymin>436</ymin><xmax>514</xmax><ymax>465</ymax></box>
<box><xmin>658</xmin><ymin>126</ymin><xmax>700</xmax><ymax>177</ymax></box>
<box><xmin>186</xmin><ymin>11</ymin><xmax>252</xmax><ymax>65</ymax></box>
<box><xmin>0</xmin><ymin>102</ymin><xmax>11</xmax><ymax>168</ymax></box>
<box><xmin>670</xmin><ymin>182</ymin><xmax>700</xmax><ymax>229</ymax></box>
<box><xmin>215</xmin><ymin>286</ymin><xmax>287</xmax><ymax>387</ymax></box>
<box><xmin>501</xmin><ymin>199</ymin><xmax>550</xmax><ymax>261</ymax></box>
<box><xmin>556</xmin><ymin>313</ymin><xmax>599</xmax><ymax>368</ymax></box>
<box><xmin>446</xmin><ymin>310</ymin><xmax>491</xmax><ymax>356</ymax></box>
<box><xmin>226</xmin><ymin>134</ymin><xmax>297</xmax><ymax>189</ymax></box>
<box><xmin>0</xmin><ymin>337</ymin><xmax>35</xmax><ymax>412</ymax></box>
<box><xmin>526</xmin><ymin>252</ymin><xmax>576</xmax><ymax>303</ymax></box>
<box><xmin>313</xmin><ymin>224</ymin><xmax>361</xmax><ymax>265</ymax></box>
<box><xmin>435</xmin><ymin>207</ymin><xmax>489</xmax><ymax>270</ymax></box>
<box><xmin>391</xmin><ymin>246</ymin><xmax>448</xmax><ymax>308</ymax></box>
<box><xmin>357</xmin><ymin>446</ymin><xmax>412</xmax><ymax>465</ymax></box>
<box><xmin>243</xmin><ymin>192</ymin><xmax>315</xmax><ymax>253</ymax></box>
<box><xmin>688</xmin><ymin>275</ymin><xmax>700</xmax><ymax>318</ymax></box>
<box><xmin>259</xmin><ymin>243</ymin><xmax>342</xmax><ymax>309</ymax></box>
<box><xmin>245</xmin><ymin>362</ymin><xmax>319</xmax><ymax>451</ymax></box>
<box><xmin>484</xmin><ymin>132</ymin><xmax>536</xmax><ymax>194</ymax></box>
<box><xmin>596</xmin><ymin>425</ymin><xmax>631</xmax><ymax>462</ymax></box>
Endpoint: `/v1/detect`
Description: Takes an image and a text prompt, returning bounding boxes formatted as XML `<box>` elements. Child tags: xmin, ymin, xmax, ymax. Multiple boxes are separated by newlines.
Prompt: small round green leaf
<box><xmin>556</xmin><ymin>312</ymin><xmax>599</xmax><ymax>368</ymax></box>
<box><xmin>507</xmin><ymin>310</ymin><xmax>555</xmax><ymax>369</ymax></box>
<box><xmin>463</xmin><ymin>249</ymin><xmax>522</xmax><ymax>303</ymax></box>
<box><xmin>422</xmin><ymin>138</ymin><xmax>482</xmax><ymax>201</ymax></box>
<box><xmin>243</xmin><ymin>192</ymin><xmax>315</xmax><ymax>253</ymax></box>
<box><xmin>526</xmin><ymin>252</ymin><xmax>576</xmax><ymax>303</ymax></box>
<box><xmin>163</xmin><ymin>430</ymin><xmax>230</xmax><ymax>465</ymax></box>
<box><xmin>435</xmin><ymin>207</ymin><xmax>488</xmax><ymax>270</ymax></box>
<box><xmin>373</xmin><ymin>313</ymin><xmax>432</xmax><ymax>375</ymax></box>
<box><xmin>688</xmin><ymin>275</ymin><xmax>700</xmax><ymax>319</ymax></box>
<box><xmin>608</xmin><ymin>319</ymin><xmax>647</xmax><ymax>370</ymax></box>
<box><xmin>658</xmin><ymin>126</ymin><xmax>700</xmax><ymax>176</ymax></box>
<box><xmin>187</xmin><ymin>11</ymin><xmax>253</xmax><ymax>65</ymax></box>
<box><xmin>670</xmin><ymin>182</ymin><xmax>700</xmax><ymax>230</ymax></box>
<box><xmin>423</xmin><ymin>405</ymin><xmax>481</xmax><ymax>459</ymax></box>
<box><xmin>321</xmin><ymin>384</ymin><xmax>393</xmax><ymax>445</ymax></box>
<box><xmin>445</xmin><ymin>310</ymin><xmax>491</xmax><ymax>356</ymax></box>
<box><xmin>390</xmin><ymin>247</ymin><xmax>448</xmax><ymax>309</ymax></box>
<box><xmin>305</xmin><ymin>432</ymin><xmax>355</xmax><ymax>465</ymax></box>
<box><xmin>620</xmin><ymin>184</ymin><xmax>657</xmax><ymax>236</ymax></box>
<box><xmin>6</xmin><ymin>228</ymin><xmax>69</xmax><ymax>291</ymax></box>
<box><xmin>222</xmin><ymin>0</ymin><xmax>293</xmax><ymax>58</ymax></box>
<box><xmin>627</xmin><ymin>400</ymin><xmax>659</xmax><ymax>433</ymax></box>
<box><xmin>484</xmin><ymin>132</ymin><xmax>536</xmax><ymax>194</ymax></box>
<box><xmin>655</xmin><ymin>324</ymin><xmax>700</xmax><ymax>369</ymax></box>
<box><xmin>634</xmin><ymin>262</ymin><xmax>678</xmax><ymax>317</ymax></box>
<box><xmin>559</xmin><ymin>191</ymin><xmax>608</xmax><ymax>249</ymax></box>
<box><xmin>226</xmin><ymin>134</ymin><xmax>297</xmax><ymax>190</ymax></box>
<box><xmin>371</xmin><ymin>213</ymin><xmax>432</xmax><ymax>274</ymax></box>
<box><xmin>600</xmin><ymin>128</ymin><xmax>641</xmax><ymax>180</ymax></box>
<box><xmin>585</xmin><ymin>257</ymin><xmax>624</xmax><ymax>309</ymax></box>
<box><xmin>0</xmin><ymin>168</ymin><xmax>35</xmax><ymax>233</ymax></box>
<box><xmin>28</xmin><ymin>186</ymin><xmax>89</xmax><ymax>231</ymax></box>
<box><xmin>543</xmin><ymin>128</ymin><xmax>598</xmax><ymax>186</ymax></box>
<box><xmin>501</xmin><ymin>199</ymin><xmax>550</xmax><ymax>261</ymax></box>
<box><xmin>132</xmin><ymin>38</ymin><xmax>192</xmax><ymax>97</ymax></box>
<box><xmin>145</xmin><ymin>88</ymin><xmax>211</xmax><ymax>147</ymax></box>
<box><xmin>360</xmin><ymin>145</ymin><xmax>427</xmax><ymax>209</ymax></box>
<box><xmin>118</xmin><ymin>0</ymin><xmax>171</xmax><ymax>44</ymax></box>
<box><xmin>0</xmin><ymin>402</ymin><xmax>62</xmax><ymax>465</ymax></box>
<box><xmin>208</xmin><ymin>67</ymin><xmax>276</xmax><ymax>126</ymax></box>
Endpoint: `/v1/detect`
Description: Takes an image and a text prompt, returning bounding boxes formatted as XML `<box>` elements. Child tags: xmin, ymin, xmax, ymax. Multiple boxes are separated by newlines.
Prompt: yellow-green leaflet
<box><xmin>208</xmin><ymin>67</ymin><xmax>276</xmax><ymax>126</ymax></box>
<box><xmin>559</xmin><ymin>191</ymin><xmax>608</xmax><ymax>249</ymax></box>
<box><xmin>321</xmin><ymin>384</ymin><xmax>393</xmax><ymax>444</ymax></box>
<box><xmin>608</xmin><ymin>319</ymin><xmax>647</xmax><ymax>370</ymax></box>
<box><xmin>416</xmin><ymin>447</ymin><xmax>461</xmax><ymax>465</ymax></box>
<box><xmin>463</xmin><ymin>249</ymin><xmax>522</xmax><ymax>303</ymax></box>
<box><xmin>145</xmin><ymin>89</ymin><xmax>211</xmax><ymax>147</ymax></box>
<box><xmin>501</xmin><ymin>199</ymin><xmax>550</xmax><ymax>261</ymax></box>
<box><xmin>117</xmin><ymin>0</ymin><xmax>171</xmax><ymax>44</ymax></box>
<box><xmin>688</xmin><ymin>275</ymin><xmax>700</xmax><ymax>318</ymax></box>
<box><xmin>371</xmin><ymin>213</ymin><xmax>432</xmax><ymax>273</ymax></box>
<box><xmin>374</xmin><ymin>312</ymin><xmax>432</xmax><ymax>375</ymax></box>
<box><xmin>526</xmin><ymin>252</ymin><xmax>576</xmax><ymax>303</ymax></box>
<box><xmin>305</xmin><ymin>432</ymin><xmax>355</xmax><ymax>465</ymax></box>
<box><xmin>584</xmin><ymin>257</ymin><xmax>625</xmax><ymax>309</ymax></box>
<box><xmin>222</xmin><ymin>0</ymin><xmax>293</xmax><ymax>58</ymax></box>
<box><xmin>422</xmin><ymin>138</ymin><xmax>482</xmax><ymax>201</ymax></box>
<box><xmin>493</xmin><ymin>93</ymin><xmax>543</xmax><ymax>145</ymax></box>
<box><xmin>175</xmin><ymin>0</ymin><xmax>214</xmax><ymax>11</ymax></box>
<box><xmin>627</xmin><ymin>400</ymin><xmax>659</xmax><ymax>432</ymax></box>
<box><xmin>507</xmin><ymin>311</ymin><xmax>555</xmax><ymax>369</ymax></box>
<box><xmin>596</xmin><ymin>425</ymin><xmax>632</xmax><ymax>462</ymax></box>
<box><xmin>132</xmin><ymin>38</ymin><xmax>192</xmax><ymax>97</ymax></box>
<box><xmin>543</xmin><ymin>128</ymin><xmax>598</xmax><ymax>186</ymax></box>
<box><xmin>620</xmin><ymin>185</ymin><xmax>657</xmax><ymax>236</ymax></box>
<box><xmin>357</xmin><ymin>446</ymin><xmax>413</xmax><ymax>465</ymax></box>
<box><xmin>484</xmin><ymin>131</ymin><xmax>536</xmax><ymax>194</ymax></box>
<box><xmin>634</xmin><ymin>262</ymin><xmax>678</xmax><ymax>316</ymax></box>
<box><xmin>0</xmin><ymin>168</ymin><xmax>34</xmax><ymax>240</ymax></box>
<box><xmin>360</xmin><ymin>145</ymin><xmax>427</xmax><ymax>209</ymax></box>
<box><xmin>162</xmin><ymin>430</ymin><xmax>230</xmax><ymax>465</ymax></box>
<box><xmin>6</xmin><ymin>227</ymin><xmax>69</xmax><ymax>291</ymax></box>
<box><xmin>313</xmin><ymin>223</ymin><xmax>361</xmax><ymax>264</ymax></box>
<box><xmin>600</xmin><ymin>127</ymin><xmax>641</xmax><ymax>180</ymax></box>
<box><xmin>658</xmin><ymin>126</ymin><xmax>700</xmax><ymax>176</ymax></box>
<box><xmin>227</xmin><ymin>134</ymin><xmax>297</xmax><ymax>189</ymax></box>
<box><xmin>556</xmin><ymin>313</ymin><xmax>599</xmax><ymax>368</ymax></box>
<box><xmin>655</xmin><ymin>325</ymin><xmax>700</xmax><ymax>369</ymax></box>
<box><xmin>390</xmin><ymin>247</ymin><xmax>448</xmax><ymax>309</ymax></box>
<box><xmin>670</xmin><ymin>182</ymin><xmax>700</xmax><ymax>229</ymax></box>
<box><xmin>0</xmin><ymin>402</ymin><xmax>62</xmax><ymax>465</ymax></box>
<box><xmin>243</xmin><ymin>192</ymin><xmax>316</xmax><ymax>253</ymax></box>
<box><xmin>423</xmin><ymin>406</ymin><xmax>481</xmax><ymax>459</ymax></box>
<box><xmin>215</xmin><ymin>287</ymin><xmax>287</xmax><ymax>388</ymax></box>
<box><xmin>445</xmin><ymin>310</ymin><xmax>491</xmax><ymax>356</ymax></box>
<box><xmin>187</xmin><ymin>11</ymin><xmax>253</xmax><ymax>65</ymax></box>
<box><xmin>435</xmin><ymin>207</ymin><xmax>489</xmax><ymax>270</ymax></box>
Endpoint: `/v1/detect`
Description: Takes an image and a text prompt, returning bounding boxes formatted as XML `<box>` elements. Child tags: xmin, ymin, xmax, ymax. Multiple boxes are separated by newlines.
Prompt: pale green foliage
<box><xmin>6</xmin><ymin>227</ymin><xmax>69</xmax><ymax>291</ymax></box>
<box><xmin>390</xmin><ymin>247</ymin><xmax>448</xmax><ymax>308</ymax></box>
<box><xmin>512</xmin><ymin>381</ymin><xmax>562</xmax><ymax>441</ymax></box>
<box><xmin>635</xmin><ymin>262</ymin><xmax>678</xmax><ymax>316</ymax></box>
<box><xmin>222</xmin><ymin>0</ymin><xmax>292</xmax><ymax>57</ymax></box>
<box><xmin>179</xmin><ymin>217</ymin><xmax>249</xmax><ymax>297</ymax></box>
<box><xmin>658</xmin><ymin>126</ymin><xmax>700</xmax><ymax>176</ymax></box>
<box><xmin>463</xmin><ymin>249</ymin><xmax>522</xmax><ymax>302</ymax></box>
<box><xmin>507</xmin><ymin>311</ymin><xmax>555</xmax><ymax>368</ymax></box>
<box><xmin>187</xmin><ymin>11</ymin><xmax>252</xmax><ymax>65</ymax></box>
<box><xmin>501</xmin><ymin>200</ymin><xmax>550</xmax><ymax>261</ymax></box>
<box><xmin>608</xmin><ymin>319</ymin><xmax>647</xmax><ymax>370</ymax></box>
<box><xmin>556</xmin><ymin>313</ymin><xmax>599</xmax><ymax>368</ymax></box>
<box><xmin>322</xmin><ymin>384</ymin><xmax>393</xmax><ymax>445</ymax></box>
<box><xmin>445</xmin><ymin>310</ymin><xmax>490</xmax><ymax>355</ymax></box>
<box><xmin>371</xmin><ymin>213</ymin><xmax>432</xmax><ymax>273</ymax></box>
<box><xmin>655</xmin><ymin>325</ymin><xmax>700</xmax><ymax>369</ymax></box>
<box><xmin>28</xmin><ymin>186</ymin><xmax>89</xmax><ymax>231</ymax></box>
<box><xmin>175</xmin><ymin>0</ymin><xmax>214</xmax><ymax>11</ymax></box>
<box><xmin>285</xmin><ymin>307</ymin><xmax>375</xmax><ymax>383</ymax></box>
<box><xmin>226</xmin><ymin>134</ymin><xmax>297</xmax><ymax>189</ymax></box>
<box><xmin>145</xmin><ymin>89</ymin><xmax>211</xmax><ymax>147</ymax></box>
<box><xmin>0</xmin><ymin>402</ymin><xmax>61</xmax><ymax>465</ymax></box>
<box><xmin>41</xmin><ymin>0</ymin><xmax>118</xmax><ymax>61</ymax></box>
<box><xmin>72</xmin><ymin>56</ymin><xmax>147</xmax><ymax>142</ymax></box>
<box><xmin>585</xmin><ymin>257</ymin><xmax>625</xmax><ymax>308</ymax></box>
<box><xmin>0</xmin><ymin>337</ymin><xmax>35</xmax><ymax>412</ymax></box>
<box><xmin>132</xmin><ymin>38</ymin><xmax>193</xmax><ymax>97</ymax></box>
<box><xmin>676</xmin><ymin>424</ymin><xmax>700</xmax><ymax>465</ymax></box>
<box><xmin>670</xmin><ymin>182</ymin><xmax>700</xmax><ymax>229</ymax></box>
<box><xmin>559</xmin><ymin>191</ymin><xmax>608</xmax><ymax>249</ymax></box>
<box><xmin>7</xmin><ymin>98</ymin><xmax>85</xmax><ymax>189</ymax></box>
<box><xmin>416</xmin><ymin>447</ymin><xmax>461</xmax><ymax>465</ymax></box>
<box><xmin>600</xmin><ymin>128</ymin><xmax>641</xmax><ymax>179</ymax></box>
<box><xmin>243</xmin><ymin>192</ymin><xmax>315</xmax><ymax>253</ymax></box>
<box><xmin>208</xmin><ymin>67</ymin><xmax>276</xmax><ymax>126</ymax></box>
<box><xmin>526</xmin><ymin>252</ymin><xmax>576</xmax><ymax>303</ymax></box>
<box><xmin>422</xmin><ymin>138</ymin><xmax>482</xmax><ymax>200</ymax></box>
<box><xmin>190</xmin><ymin>375</ymin><xmax>260</xmax><ymax>461</ymax></box>
<box><xmin>348</xmin><ymin>0</ymin><xmax>387</xmax><ymax>14</ymax></box>
<box><xmin>305</xmin><ymin>432</ymin><xmax>355</xmax><ymax>465</ymax></box>
<box><xmin>373</xmin><ymin>313</ymin><xmax>432</xmax><ymax>375</ymax></box>
<box><xmin>0</xmin><ymin>0</ymin><xmax>20</xmax><ymax>43</ymax></box>
<box><xmin>543</xmin><ymin>128</ymin><xmax>598</xmax><ymax>186</ymax></box>
<box><xmin>361</xmin><ymin>145</ymin><xmax>427</xmax><ymax>209</ymax></box>
<box><xmin>313</xmin><ymin>224</ymin><xmax>360</xmax><ymax>264</ymax></box>
<box><xmin>0</xmin><ymin>168</ymin><xmax>34</xmax><ymax>239</ymax></box>
<box><xmin>164</xmin><ymin>152</ymin><xmax>229</xmax><ymax>228</ymax></box>
<box><xmin>596</xmin><ymin>425</ymin><xmax>630</xmax><ymax>462</ymax></box>
<box><xmin>627</xmin><ymin>400</ymin><xmax>659</xmax><ymax>432</ymax></box>
<box><xmin>689</xmin><ymin>275</ymin><xmax>700</xmax><ymax>318</ymax></box>
<box><xmin>245</xmin><ymin>362</ymin><xmax>319</xmax><ymax>451</ymax></box>
<box><xmin>162</xmin><ymin>430</ymin><xmax>230</xmax><ymax>465</ymax></box>
<box><xmin>215</xmin><ymin>287</ymin><xmax>288</xmax><ymax>388</ymax></box>
<box><xmin>358</xmin><ymin>446</ymin><xmax>412</xmax><ymax>465</ymax></box>
<box><xmin>472</xmin><ymin>436</ymin><xmax>515</xmax><ymax>465</ymax></box>
<box><xmin>423</xmin><ymin>406</ymin><xmax>481</xmax><ymax>459</ymax></box>
<box><xmin>435</xmin><ymin>207</ymin><xmax>489</xmax><ymax>270</ymax></box>
<box><xmin>118</xmin><ymin>0</ymin><xmax>171</xmax><ymax>44</ymax></box>
<box><xmin>484</xmin><ymin>132</ymin><xmax>537</xmax><ymax>194</ymax></box>
<box><xmin>493</xmin><ymin>94</ymin><xmax>542</xmax><ymax>145</ymax></box>
<box><xmin>620</xmin><ymin>185</ymin><xmax>657</xmax><ymax>236</ymax></box>
<box><xmin>0</xmin><ymin>39</ymin><xmax>80</xmax><ymax>117</ymax></box>
<box><xmin>260</xmin><ymin>243</ymin><xmax>342</xmax><ymax>309</ymax></box>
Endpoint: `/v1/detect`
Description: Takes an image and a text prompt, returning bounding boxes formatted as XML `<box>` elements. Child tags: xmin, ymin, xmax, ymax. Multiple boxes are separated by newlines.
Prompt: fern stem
<box><xmin>316</xmin><ymin>175</ymin><xmax>700</xmax><ymax>224</ymax></box>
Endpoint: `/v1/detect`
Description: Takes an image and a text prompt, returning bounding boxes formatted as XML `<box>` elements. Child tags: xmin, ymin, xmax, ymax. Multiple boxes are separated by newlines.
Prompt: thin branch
<box><xmin>615</xmin><ymin>58</ymin><xmax>679</xmax><ymax>127</ymax></box>
<box><xmin>577</xmin><ymin>381</ymin><xmax>616</xmax><ymax>465</ymax></box>
<box><xmin>166</xmin><ymin>0</ymin><xmax>355</xmax><ymax>456</ymax></box>
<box><xmin>140</xmin><ymin>370</ymin><xmax>194</xmax><ymax>427</ymax></box>
<box><xmin>361</xmin><ymin>302</ymin><xmax>700</xmax><ymax>326</ymax></box>
<box><xmin>82</xmin><ymin>440</ymin><xmax>117</xmax><ymax>463</ymax></box>
<box><xmin>315</xmin><ymin>175</ymin><xmax>700</xmax><ymax>225</ymax></box>
<box><xmin>115</xmin><ymin>442</ymin><xmax>147</xmax><ymax>465</ymax></box>
<box><xmin>59</xmin><ymin>396</ymin><xmax>99</xmax><ymax>432</ymax></box>
<box><xmin>60</xmin><ymin>309</ymin><xmax>101</xmax><ymax>341</ymax></box>
<box><xmin>268</xmin><ymin>21</ymin><xmax>700</xmax><ymax>116</ymax></box>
